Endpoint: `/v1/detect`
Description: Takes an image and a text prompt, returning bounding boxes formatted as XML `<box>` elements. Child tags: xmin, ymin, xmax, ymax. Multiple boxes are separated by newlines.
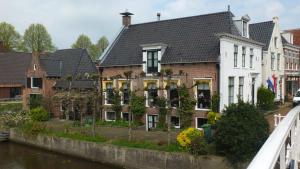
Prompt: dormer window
<box><xmin>242</xmin><ymin>21</ymin><xmax>247</xmax><ymax>37</ymax></box>
<box><xmin>147</xmin><ymin>50</ymin><xmax>158</xmax><ymax>73</ymax></box>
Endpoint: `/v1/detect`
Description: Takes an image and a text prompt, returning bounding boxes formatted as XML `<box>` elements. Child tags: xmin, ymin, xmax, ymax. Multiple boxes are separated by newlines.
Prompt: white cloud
<box><xmin>0</xmin><ymin>0</ymin><xmax>298</xmax><ymax>49</ymax></box>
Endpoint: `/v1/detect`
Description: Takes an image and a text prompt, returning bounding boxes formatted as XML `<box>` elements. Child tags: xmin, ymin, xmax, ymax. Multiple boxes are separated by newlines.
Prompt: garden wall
<box><xmin>9</xmin><ymin>129</ymin><xmax>232</xmax><ymax>169</ymax></box>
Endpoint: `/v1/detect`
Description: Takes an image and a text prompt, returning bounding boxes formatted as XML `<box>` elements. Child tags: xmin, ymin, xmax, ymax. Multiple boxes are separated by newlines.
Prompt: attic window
<box><xmin>147</xmin><ymin>51</ymin><xmax>158</xmax><ymax>73</ymax></box>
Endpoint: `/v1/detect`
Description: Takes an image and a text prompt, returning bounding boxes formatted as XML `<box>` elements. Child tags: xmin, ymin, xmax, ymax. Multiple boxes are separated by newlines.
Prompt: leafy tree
<box><xmin>257</xmin><ymin>86</ymin><xmax>275</xmax><ymax>110</ymax></box>
<box><xmin>129</xmin><ymin>92</ymin><xmax>146</xmax><ymax>123</ymax></box>
<box><xmin>211</xmin><ymin>93</ymin><xmax>220</xmax><ymax>112</ymax></box>
<box><xmin>111</xmin><ymin>89</ymin><xmax>122</xmax><ymax>120</ymax></box>
<box><xmin>23</xmin><ymin>23</ymin><xmax>55</xmax><ymax>52</ymax></box>
<box><xmin>215</xmin><ymin>101</ymin><xmax>269</xmax><ymax>164</ymax></box>
<box><xmin>71</xmin><ymin>34</ymin><xmax>92</xmax><ymax>49</ymax></box>
<box><xmin>178</xmin><ymin>85</ymin><xmax>196</xmax><ymax>129</ymax></box>
<box><xmin>155</xmin><ymin>97</ymin><xmax>167</xmax><ymax>129</ymax></box>
<box><xmin>0</xmin><ymin>22</ymin><xmax>21</xmax><ymax>51</ymax></box>
<box><xmin>88</xmin><ymin>36</ymin><xmax>109</xmax><ymax>61</ymax></box>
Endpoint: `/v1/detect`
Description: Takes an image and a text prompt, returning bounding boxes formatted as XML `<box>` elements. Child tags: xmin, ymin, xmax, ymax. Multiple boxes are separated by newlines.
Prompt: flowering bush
<box><xmin>207</xmin><ymin>111</ymin><xmax>221</xmax><ymax>125</ymax></box>
<box><xmin>177</xmin><ymin>127</ymin><xmax>204</xmax><ymax>147</ymax></box>
<box><xmin>0</xmin><ymin>111</ymin><xmax>29</xmax><ymax>129</ymax></box>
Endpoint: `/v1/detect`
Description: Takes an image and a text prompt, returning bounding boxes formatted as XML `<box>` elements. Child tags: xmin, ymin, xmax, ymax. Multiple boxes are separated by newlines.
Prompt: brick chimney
<box><xmin>120</xmin><ymin>10</ymin><xmax>134</xmax><ymax>27</ymax></box>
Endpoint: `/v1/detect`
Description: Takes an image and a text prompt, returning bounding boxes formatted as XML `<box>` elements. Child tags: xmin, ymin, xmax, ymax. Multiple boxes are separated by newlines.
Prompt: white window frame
<box><xmin>250</xmin><ymin>48</ymin><xmax>254</xmax><ymax>68</ymax></box>
<box><xmin>31</xmin><ymin>77</ymin><xmax>40</xmax><ymax>89</ymax></box>
<box><xmin>105</xmin><ymin>111</ymin><xmax>116</xmax><ymax>121</ymax></box>
<box><xmin>170</xmin><ymin>116</ymin><xmax>180</xmax><ymax>129</ymax></box>
<box><xmin>144</xmin><ymin>80</ymin><xmax>159</xmax><ymax>107</ymax></box>
<box><xmin>228</xmin><ymin>77</ymin><xmax>235</xmax><ymax>105</ymax></box>
<box><xmin>194</xmin><ymin>78</ymin><xmax>212</xmax><ymax>111</ymax></box>
<box><xmin>195</xmin><ymin>117</ymin><xmax>206</xmax><ymax>130</ymax></box>
<box><xmin>242</xmin><ymin>46</ymin><xmax>246</xmax><ymax>67</ymax></box>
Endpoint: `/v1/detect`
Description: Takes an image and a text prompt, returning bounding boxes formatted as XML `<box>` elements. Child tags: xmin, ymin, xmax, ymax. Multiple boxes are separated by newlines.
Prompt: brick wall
<box><xmin>101</xmin><ymin>63</ymin><xmax>218</xmax><ymax>127</ymax></box>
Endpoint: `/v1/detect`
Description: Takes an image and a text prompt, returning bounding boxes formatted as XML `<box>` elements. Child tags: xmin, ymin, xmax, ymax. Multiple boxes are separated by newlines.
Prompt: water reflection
<box><xmin>0</xmin><ymin>142</ymin><xmax>122</xmax><ymax>169</ymax></box>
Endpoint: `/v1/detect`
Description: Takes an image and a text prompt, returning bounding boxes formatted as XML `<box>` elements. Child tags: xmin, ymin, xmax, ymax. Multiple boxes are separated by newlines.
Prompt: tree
<box><xmin>23</xmin><ymin>24</ymin><xmax>55</xmax><ymax>52</ymax></box>
<box><xmin>257</xmin><ymin>86</ymin><xmax>275</xmax><ymax>110</ymax></box>
<box><xmin>72</xmin><ymin>34</ymin><xmax>92</xmax><ymax>49</ymax></box>
<box><xmin>0</xmin><ymin>22</ymin><xmax>21</xmax><ymax>51</ymax></box>
<box><xmin>215</xmin><ymin>101</ymin><xmax>269</xmax><ymax>164</ymax></box>
<box><xmin>178</xmin><ymin>85</ymin><xmax>196</xmax><ymax>129</ymax></box>
<box><xmin>111</xmin><ymin>89</ymin><xmax>122</xmax><ymax>120</ymax></box>
<box><xmin>89</xmin><ymin>36</ymin><xmax>109</xmax><ymax>61</ymax></box>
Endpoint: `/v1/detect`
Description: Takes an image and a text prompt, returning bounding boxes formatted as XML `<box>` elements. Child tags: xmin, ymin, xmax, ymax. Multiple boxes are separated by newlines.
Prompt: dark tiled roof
<box><xmin>0</xmin><ymin>52</ymin><xmax>32</xmax><ymax>85</ymax></box>
<box><xmin>100</xmin><ymin>11</ymin><xmax>240</xmax><ymax>67</ymax></box>
<box><xmin>249</xmin><ymin>21</ymin><xmax>275</xmax><ymax>51</ymax></box>
<box><xmin>43</xmin><ymin>48</ymin><xmax>97</xmax><ymax>78</ymax></box>
<box><xmin>45</xmin><ymin>49</ymin><xmax>98</xmax><ymax>89</ymax></box>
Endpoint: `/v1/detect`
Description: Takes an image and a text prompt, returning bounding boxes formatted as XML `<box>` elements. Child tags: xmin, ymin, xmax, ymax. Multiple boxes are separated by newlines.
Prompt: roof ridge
<box><xmin>249</xmin><ymin>21</ymin><xmax>273</xmax><ymax>25</ymax></box>
<box><xmin>130</xmin><ymin>11</ymin><xmax>230</xmax><ymax>27</ymax></box>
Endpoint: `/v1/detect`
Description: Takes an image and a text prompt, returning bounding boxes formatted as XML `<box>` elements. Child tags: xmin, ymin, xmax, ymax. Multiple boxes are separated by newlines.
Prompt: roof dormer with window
<box><xmin>141</xmin><ymin>43</ymin><xmax>167</xmax><ymax>75</ymax></box>
<box><xmin>234</xmin><ymin>15</ymin><xmax>250</xmax><ymax>38</ymax></box>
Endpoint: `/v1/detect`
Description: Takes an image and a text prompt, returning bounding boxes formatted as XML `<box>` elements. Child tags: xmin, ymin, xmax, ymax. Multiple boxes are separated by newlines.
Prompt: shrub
<box><xmin>215</xmin><ymin>101</ymin><xmax>269</xmax><ymax>164</ymax></box>
<box><xmin>177</xmin><ymin>128</ymin><xmax>208</xmax><ymax>155</ymax></box>
<box><xmin>0</xmin><ymin>111</ymin><xmax>29</xmax><ymax>128</ymax></box>
<box><xmin>211</xmin><ymin>94</ymin><xmax>220</xmax><ymax>112</ymax></box>
<box><xmin>207</xmin><ymin>111</ymin><xmax>221</xmax><ymax>125</ymax></box>
<box><xmin>257</xmin><ymin>86</ymin><xmax>275</xmax><ymax>110</ymax></box>
<box><xmin>29</xmin><ymin>107</ymin><xmax>49</xmax><ymax>121</ymax></box>
<box><xmin>0</xmin><ymin>103</ymin><xmax>23</xmax><ymax>113</ymax></box>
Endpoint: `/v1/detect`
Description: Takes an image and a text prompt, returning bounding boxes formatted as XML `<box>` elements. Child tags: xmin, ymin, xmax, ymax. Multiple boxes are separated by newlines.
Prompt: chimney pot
<box><xmin>120</xmin><ymin>10</ymin><xmax>134</xmax><ymax>27</ymax></box>
<box><xmin>157</xmin><ymin>12</ymin><xmax>161</xmax><ymax>21</ymax></box>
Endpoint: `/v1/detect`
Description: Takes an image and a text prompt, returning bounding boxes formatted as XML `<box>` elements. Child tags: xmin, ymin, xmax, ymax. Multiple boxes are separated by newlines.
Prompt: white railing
<box><xmin>247</xmin><ymin>106</ymin><xmax>300</xmax><ymax>169</ymax></box>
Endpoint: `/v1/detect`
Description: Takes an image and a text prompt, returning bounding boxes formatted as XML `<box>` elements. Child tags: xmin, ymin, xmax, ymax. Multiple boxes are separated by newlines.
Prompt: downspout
<box><xmin>216</xmin><ymin>63</ymin><xmax>220</xmax><ymax>112</ymax></box>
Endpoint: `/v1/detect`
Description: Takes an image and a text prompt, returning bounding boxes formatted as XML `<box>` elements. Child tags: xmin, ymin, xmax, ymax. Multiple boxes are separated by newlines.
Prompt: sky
<box><xmin>0</xmin><ymin>0</ymin><xmax>299</xmax><ymax>49</ymax></box>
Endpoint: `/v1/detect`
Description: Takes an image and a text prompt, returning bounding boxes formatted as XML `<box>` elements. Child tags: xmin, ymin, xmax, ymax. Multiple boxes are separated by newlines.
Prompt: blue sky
<box><xmin>0</xmin><ymin>0</ymin><xmax>299</xmax><ymax>49</ymax></box>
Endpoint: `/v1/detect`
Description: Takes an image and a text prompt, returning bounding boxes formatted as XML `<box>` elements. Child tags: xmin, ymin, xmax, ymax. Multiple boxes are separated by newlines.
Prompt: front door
<box><xmin>148</xmin><ymin>115</ymin><xmax>158</xmax><ymax>130</ymax></box>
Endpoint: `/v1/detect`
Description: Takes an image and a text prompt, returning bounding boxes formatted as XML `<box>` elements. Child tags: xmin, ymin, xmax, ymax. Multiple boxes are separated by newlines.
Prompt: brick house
<box><xmin>99</xmin><ymin>10</ymin><xmax>263</xmax><ymax>130</ymax></box>
<box><xmin>280</xmin><ymin>32</ymin><xmax>300</xmax><ymax>99</ymax></box>
<box><xmin>0</xmin><ymin>47</ymin><xmax>97</xmax><ymax>118</ymax></box>
<box><xmin>0</xmin><ymin>50</ymin><xmax>31</xmax><ymax>100</ymax></box>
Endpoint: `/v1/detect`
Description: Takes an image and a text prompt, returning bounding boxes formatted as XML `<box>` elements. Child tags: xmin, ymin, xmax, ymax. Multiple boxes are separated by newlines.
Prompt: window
<box><xmin>242</xmin><ymin>21</ymin><xmax>247</xmax><ymax>37</ymax></box>
<box><xmin>121</xmin><ymin>112</ymin><xmax>130</xmax><ymax>121</ymax></box>
<box><xmin>242</xmin><ymin>47</ymin><xmax>246</xmax><ymax>67</ymax></box>
<box><xmin>122</xmin><ymin>83</ymin><xmax>130</xmax><ymax>105</ymax></box>
<box><xmin>239</xmin><ymin>77</ymin><xmax>244</xmax><ymax>100</ymax></box>
<box><xmin>147</xmin><ymin>83</ymin><xmax>158</xmax><ymax>107</ymax></box>
<box><xmin>234</xmin><ymin>45</ymin><xmax>238</xmax><ymax>67</ymax></box>
<box><xmin>196</xmin><ymin>117</ymin><xmax>208</xmax><ymax>129</ymax></box>
<box><xmin>271</xmin><ymin>53</ymin><xmax>275</xmax><ymax>70</ymax></box>
<box><xmin>289</xmin><ymin>59</ymin><xmax>292</xmax><ymax>70</ymax></box>
<box><xmin>147</xmin><ymin>115</ymin><xmax>158</xmax><ymax>130</ymax></box>
<box><xmin>29</xmin><ymin>77</ymin><xmax>43</xmax><ymax>88</ymax></box>
<box><xmin>196</xmin><ymin>82</ymin><xmax>211</xmax><ymax>109</ymax></box>
<box><xmin>147</xmin><ymin>51</ymin><xmax>158</xmax><ymax>73</ymax></box>
<box><xmin>277</xmin><ymin>54</ymin><xmax>280</xmax><ymax>70</ymax></box>
<box><xmin>170</xmin><ymin>83</ymin><xmax>179</xmax><ymax>107</ymax></box>
<box><xmin>171</xmin><ymin>116</ymin><xmax>180</xmax><ymax>129</ymax></box>
<box><xmin>106</xmin><ymin>83</ymin><xmax>114</xmax><ymax>104</ymax></box>
<box><xmin>274</xmin><ymin>37</ymin><xmax>278</xmax><ymax>48</ymax></box>
<box><xmin>10</xmin><ymin>87</ymin><xmax>21</xmax><ymax>98</ymax></box>
<box><xmin>106</xmin><ymin>111</ymin><xmax>116</xmax><ymax>121</ymax></box>
<box><xmin>228</xmin><ymin>77</ymin><xmax>234</xmax><ymax>104</ymax></box>
<box><xmin>250</xmin><ymin>48</ymin><xmax>254</xmax><ymax>68</ymax></box>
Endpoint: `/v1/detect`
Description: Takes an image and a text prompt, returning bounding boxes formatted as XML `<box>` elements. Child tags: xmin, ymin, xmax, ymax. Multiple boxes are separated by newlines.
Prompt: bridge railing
<box><xmin>247</xmin><ymin>106</ymin><xmax>300</xmax><ymax>169</ymax></box>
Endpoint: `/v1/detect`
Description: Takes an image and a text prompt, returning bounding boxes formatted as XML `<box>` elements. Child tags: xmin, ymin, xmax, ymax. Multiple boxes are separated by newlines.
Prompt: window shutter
<box><xmin>37</xmin><ymin>78</ymin><xmax>43</xmax><ymax>88</ymax></box>
<box><xmin>27</xmin><ymin>78</ymin><xmax>31</xmax><ymax>88</ymax></box>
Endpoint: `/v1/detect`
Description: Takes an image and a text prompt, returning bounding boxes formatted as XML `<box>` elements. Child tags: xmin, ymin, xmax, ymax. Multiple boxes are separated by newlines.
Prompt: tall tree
<box><xmin>23</xmin><ymin>23</ymin><xmax>55</xmax><ymax>52</ymax></box>
<box><xmin>0</xmin><ymin>22</ymin><xmax>21</xmax><ymax>51</ymax></box>
<box><xmin>72</xmin><ymin>34</ymin><xmax>92</xmax><ymax>49</ymax></box>
<box><xmin>96</xmin><ymin>36</ymin><xmax>109</xmax><ymax>57</ymax></box>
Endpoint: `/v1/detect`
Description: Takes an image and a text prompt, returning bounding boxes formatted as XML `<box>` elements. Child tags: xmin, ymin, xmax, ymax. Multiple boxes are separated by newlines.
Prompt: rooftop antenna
<box><xmin>227</xmin><ymin>5</ymin><xmax>231</xmax><ymax>12</ymax></box>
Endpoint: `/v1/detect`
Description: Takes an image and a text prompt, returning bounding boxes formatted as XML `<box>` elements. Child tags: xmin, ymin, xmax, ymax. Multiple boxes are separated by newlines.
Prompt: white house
<box><xmin>250</xmin><ymin>17</ymin><xmax>285</xmax><ymax>102</ymax></box>
<box><xmin>219</xmin><ymin>15</ymin><xmax>264</xmax><ymax>111</ymax></box>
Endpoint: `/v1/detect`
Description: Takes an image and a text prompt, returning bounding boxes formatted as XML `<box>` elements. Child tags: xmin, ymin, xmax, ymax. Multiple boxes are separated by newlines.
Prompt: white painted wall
<box><xmin>261</xmin><ymin>18</ymin><xmax>285</xmax><ymax>101</ymax></box>
<box><xmin>219</xmin><ymin>38</ymin><xmax>262</xmax><ymax>111</ymax></box>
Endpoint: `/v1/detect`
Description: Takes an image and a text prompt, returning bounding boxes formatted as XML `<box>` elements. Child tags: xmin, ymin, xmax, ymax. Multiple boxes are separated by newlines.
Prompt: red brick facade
<box><xmin>101</xmin><ymin>63</ymin><xmax>218</xmax><ymax>128</ymax></box>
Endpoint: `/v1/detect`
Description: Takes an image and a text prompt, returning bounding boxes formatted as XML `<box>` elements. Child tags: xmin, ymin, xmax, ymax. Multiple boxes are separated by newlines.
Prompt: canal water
<box><xmin>0</xmin><ymin>142</ymin><xmax>122</xmax><ymax>169</ymax></box>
